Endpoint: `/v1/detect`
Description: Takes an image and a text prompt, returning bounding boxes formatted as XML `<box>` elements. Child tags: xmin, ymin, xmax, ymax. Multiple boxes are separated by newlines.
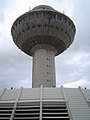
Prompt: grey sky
<box><xmin>0</xmin><ymin>0</ymin><xmax>90</xmax><ymax>88</ymax></box>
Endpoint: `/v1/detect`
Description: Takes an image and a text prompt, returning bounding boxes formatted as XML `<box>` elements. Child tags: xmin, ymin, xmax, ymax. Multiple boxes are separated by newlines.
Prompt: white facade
<box><xmin>0</xmin><ymin>86</ymin><xmax>90</xmax><ymax>120</ymax></box>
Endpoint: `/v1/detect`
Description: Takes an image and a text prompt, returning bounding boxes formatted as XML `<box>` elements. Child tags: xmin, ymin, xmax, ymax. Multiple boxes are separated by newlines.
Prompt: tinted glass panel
<box><xmin>35</xmin><ymin>13</ymin><xmax>42</xmax><ymax>18</ymax></box>
<box><xmin>52</xmin><ymin>14</ymin><xmax>56</xmax><ymax>19</ymax></box>
<box><xmin>63</xmin><ymin>17</ymin><xmax>67</xmax><ymax>23</ymax></box>
<box><xmin>29</xmin><ymin>14</ymin><xmax>34</xmax><ymax>19</ymax></box>
<box><xmin>43</xmin><ymin>12</ymin><xmax>52</xmax><ymax>19</ymax></box>
<box><xmin>57</xmin><ymin>15</ymin><xmax>62</xmax><ymax>20</ymax></box>
<box><xmin>23</xmin><ymin>16</ymin><xmax>28</xmax><ymax>21</ymax></box>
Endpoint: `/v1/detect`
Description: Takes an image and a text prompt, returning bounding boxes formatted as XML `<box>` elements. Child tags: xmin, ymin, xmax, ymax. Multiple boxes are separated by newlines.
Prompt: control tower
<box><xmin>1</xmin><ymin>5</ymin><xmax>90</xmax><ymax>120</ymax></box>
<box><xmin>11</xmin><ymin>5</ymin><xmax>76</xmax><ymax>88</ymax></box>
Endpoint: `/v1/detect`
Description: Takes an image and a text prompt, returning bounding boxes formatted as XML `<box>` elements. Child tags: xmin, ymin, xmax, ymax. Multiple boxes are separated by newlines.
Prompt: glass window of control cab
<box><xmin>29</xmin><ymin>14</ymin><xmax>34</xmax><ymax>19</ymax></box>
<box><xmin>35</xmin><ymin>12</ymin><xmax>42</xmax><ymax>18</ymax></box>
<box><xmin>57</xmin><ymin>14</ymin><xmax>62</xmax><ymax>21</ymax></box>
<box><xmin>23</xmin><ymin>16</ymin><xmax>29</xmax><ymax>22</ymax></box>
<box><xmin>43</xmin><ymin>12</ymin><xmax>52</xmax><ymax>19</ymax></box>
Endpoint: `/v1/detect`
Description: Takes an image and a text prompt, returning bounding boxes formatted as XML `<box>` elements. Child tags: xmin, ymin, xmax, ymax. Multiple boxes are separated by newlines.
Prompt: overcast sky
<box><xmin>0</xmin><ymin>0</ymin><xmax>90</xmax><ymax>89</ymax></box>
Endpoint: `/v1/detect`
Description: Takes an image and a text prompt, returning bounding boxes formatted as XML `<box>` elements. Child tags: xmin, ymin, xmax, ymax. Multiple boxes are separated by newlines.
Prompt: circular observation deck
<box><xmin>11</xmin><ymin>5</ymin><xmax>76</xmax><ymax>56</ymax></box>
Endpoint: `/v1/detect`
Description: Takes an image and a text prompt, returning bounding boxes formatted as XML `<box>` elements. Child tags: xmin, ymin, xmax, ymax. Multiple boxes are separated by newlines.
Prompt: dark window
<box><xmin>44</xmin><ymin>24</ymin><xmax>47</xmax><ymax>27</ymax></box>
<box><xmin>57</xmin><ymin>15</ymin><xmax>62</xmax><ymax>20</ymax></box>
<box><xmin>23</xmin><ymin>16</ymin><xmax>28</xmax><ymax>21</ymax></box>
<box><xmin>56</xmin><ymin>26</ymin><xmax>59</xmax><ymax>29</ymax></box>
<box><xmin>47</xmin><ymin>72</ymin><xmax>51</xmax><ymax>74</ymax></box>
<box><xmin>15</xmin><ymin>23</ymin><xmax>17</xmax><ymax>27</ymax></box>
<box><xmin>71</xmin><ymin>25</ymin><xmax>73</xmax><ymax>29</ymax></box>
<box><xmin>63</xmin><ymin>17</ymin><xmax>67</xmax><ymax>23</ymax></box>
<box><xmin>22</xmin><ymin>29</ymin><xmax>25</xmax><ymax>32</ymax></box>
<box><xmin>69</xmin><ymin>36</ymin><xmax>71</xmax><ymax>40</ymax></box>
<box><xmin>47</xmin><ymin>58</ymin><xmax>50</xmax><ymax>60</ymax></box>
<box><xmin>65</xmin><ymin>31</ymin><xmax>67</xmax><ymax>34</ymax></box>
<box><xmin>38</xmin><ymin>24</ymin><xmax>41</xmax><ymax>27</ymax></box>
<box><xmin>68</xmin><ymin>21</ymin><xmax>71</xmax><ymax>26</ymax></box>
<box><xmin>26</xmin><ymin>23</ymin><xmax>30</xmax><ymax>30</ymax></box>
<box><xmin>29</xmin><ymin>14</ymin><xmax>34</xmax><ymax>19</ymax></box>
<box><xmin>19</xmin><ymin>32</ymin><xmax>21</xmax><ymax>35</ymax></box>
<box><xmin>68</xmin><ymin>34</ymin><xmax>69</xmax><ymax>37</ymax></box>
<box><xmin>61</xmin><ymin>28</ymin><xmax>63</xmax><ymax>31</ymax></box>
<box><xmin>27</xmin><ymin>26</ymin><xmax>30</xmax><ymax>30</ymax></box>
<box><xmin>50</xmin><ymin>25</ymin><xmax>54</xmax><ymax>28</ymax></box>
<box><xmin>32</xmin><ymin>25</ymin><xmax>35</xmax><ymax>28</ymax></box>
<box><xmin>52</xmin><ymin>14</ymin><xmax>56</xmax><ymax>19</ymax></box>
<box><xmin>47</xmin><ymin>79</ymin><xmax>51</xmax><ymax>82</ymax></box>
<box><xmin>43</xmin><ymin>12</ymin><xmax>52</xmax><ymax>19</ymax></box>
<box><xmin>35</xmin><ymin>13</ymin><xmax>42</xmax><ymax>18</ymax></box>
<box><xmin>19</xmin><ymin>19</ymin><xmax>22</xmax><ymax>24</ymax></box>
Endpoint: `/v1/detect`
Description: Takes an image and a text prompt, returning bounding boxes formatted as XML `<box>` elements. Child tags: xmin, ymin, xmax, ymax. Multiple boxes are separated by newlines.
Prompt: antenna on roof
<box><xmin>63</xmin><ymin>11</ymin><xmax>65</xmax><ymax>14</ymax></box>
<box><xmin>29</xmin><ymin>7</ymin><xmax>31</xmax><ymax>11</ymax></box>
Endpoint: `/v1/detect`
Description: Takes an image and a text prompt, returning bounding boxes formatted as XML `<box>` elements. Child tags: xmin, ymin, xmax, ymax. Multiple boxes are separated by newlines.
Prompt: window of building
<box><xmin>57</xmin><ymin>15</ymin><xmax>62</xmax><ymax>20</ymax></box>
<box><xmin>63</xmin><ymin>17</ymin><xmax>67</xmax><ymax>23</ymax></box>
<box><xmin>65</xmin><ymin>31</ymin><xmax>67</xmax><ymax>34</ymax></box>
<box><xmin>71</xmin><ymin>25</ymin><xmax>73</xmax><ymax>29</ymax></box>
<box><xmin>22</xmin><ymin>29</ymin><xmax>25</xmax><ymax>32</ymax></box>
<box><xmin>68</xmin><ymin>21</ymin><xmax>71</xmax><ymax>26</ymax></box>
<box><xmin>29</xmin><ymin>14</ymin><xmax>34</xmax><ymax>19</ymax></box>
<box><xmin>43</xmin><ymin>12</ymin><xmax>52</xmax><ymax>19</ymax></box>
<box><xmin>69</xmin><ymin>36</ymin><xmax>71</xmax><ymax>40</ymax></box>
<box><xmin>26</xmin><ymin>23</ymin><xmax>30</xmax><ymax>30</ymax></box>
<box><xmin>47</xmin><ymin>58</ymin><xmax>50</xmax><ymax>60</ymax></box>
<box><xmin>47</xmin><ymin>72</ymin><xmax>51</xmax><ymax>74</ymax></box>
<box><xmin>15</xmin><ymin>23</ymin><xmax>17</xmax><ymax>27</ymax></box>
<box><xmin>44</xmin><ymin>24</ymin><xmax>47</xmax><ymax>27</ymax></box>
<box><xmin>19</xmin><ymin>32</ymin><xmax>21</xmax><ymax>35</ymax></box>
<box><xmin>23</xmin><ymin>16</ymin><xmax>29</xmax><ymax>22</ymax></box>
<box><xmin>35</xmin><ymin>13</ymin><xmax>42</xmax><ymax>18</ymax></box>
<box><xmin>19</xmin><ymin>19</ymin><xmax>22</xmax><ymax>24</ymax></box>
<box><xmin>38</xmin><ymin>24</ymin><xmax>41</xmax><ymax>27</ymax></box>
<box><xmin>50</xmin><ymin>25</ymin><xmax>54</xmax><ymax>28</ymax></box>
<box><xmin>27</xmin><ymin>26</ymin><xmax>30</xmax><ymax>30</ymax></box>
<box><xmin>56</xmin><ymin>26</ymin><xmax>59</xmax><ymax>29</ymax></box>
<box><xmin>61</xmin><ymin>28</ymin><xmax>63</xmax><ymax>31</ymax></box>
<box><xmin>52</xmin><ymin>14</ymin><xmax>56</xmax><ymax>19</ymax></box>
<box><xmin>47</xmin><ymin>65</ymin><xmax>50</xmax><ymax>67</ymax></box>
<box><xmin>68</xmin><ymin>34</ymin><xmax>69</xmax><ymax>37</ymax></box>
<box><xmin>47</xmin><ymin>79</ymin><xmax>51</xmax><ymax>82</ymax></box>
<box><xmin>32</xmin><ymin>25</ymin><xmax>35</xmax><ymax>28</ymax></box>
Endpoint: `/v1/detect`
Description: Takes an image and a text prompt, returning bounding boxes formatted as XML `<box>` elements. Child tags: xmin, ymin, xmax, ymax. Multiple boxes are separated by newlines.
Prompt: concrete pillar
<box><xmin>31</xmin><ymin>44</ymin><xmax>57</xmax><ymax>88</ymax></box>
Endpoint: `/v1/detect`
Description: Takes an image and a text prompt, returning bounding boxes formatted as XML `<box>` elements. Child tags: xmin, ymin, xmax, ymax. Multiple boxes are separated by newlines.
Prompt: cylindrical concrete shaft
<box><xmin>31</xmin><ymin>45</ymin><xmax>56</xmax><ymax>88</ymax></box>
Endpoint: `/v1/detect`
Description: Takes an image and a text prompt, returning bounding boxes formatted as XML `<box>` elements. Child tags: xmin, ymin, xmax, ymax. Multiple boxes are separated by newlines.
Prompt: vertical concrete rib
<box><xmin>79</xmin><ymin>86</ymin><xmax>90</xmax><ymax>108</ymax></box>
<box><xmin>10</xmin><ymin>87</ymin><xmax>23</xmax><ymax>120</ymax></box>
<box><xmin>0</xmin><ymin>88</ymin><xmax>6</xmax><ymax>100</ymax></box>
<box><xmin>61</xmin><ymin>86</ymin><xmax>73</xmax><ymax>120</ymax></box>
<box><xmin>40</xmin><ymin>85</ymin><xmax>43</xmax><ymax>120</ymax></box>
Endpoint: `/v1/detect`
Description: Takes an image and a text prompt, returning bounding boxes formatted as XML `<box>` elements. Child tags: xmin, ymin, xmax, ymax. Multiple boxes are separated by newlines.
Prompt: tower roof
<box><xmin>32</xmin><ymin>5</ymin><xmax>56</xmax><ymax>11</ymax></box>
